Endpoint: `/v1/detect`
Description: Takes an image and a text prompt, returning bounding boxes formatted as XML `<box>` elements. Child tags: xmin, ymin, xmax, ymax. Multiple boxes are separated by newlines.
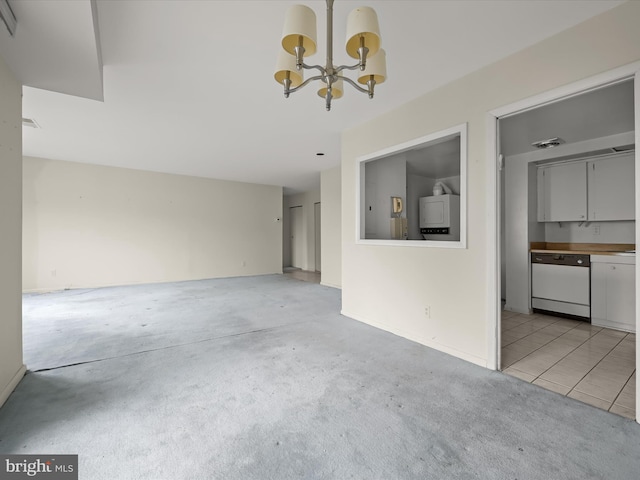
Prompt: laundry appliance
<box><xmin>419</xmin><ymin>194</ymin><xmax>460</xmax><ymax>241</ymax></box>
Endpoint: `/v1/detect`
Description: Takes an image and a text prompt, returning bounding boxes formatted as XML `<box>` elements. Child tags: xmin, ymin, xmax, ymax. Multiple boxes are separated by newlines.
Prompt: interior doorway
<box><xmin>290</xmin><ymin>206</ymin><xmax>304</xmax><ymax>269</ymax></box>
<box><xmin>488</xmin><ymin>65</ymin><xmax>639</xmax><ymax>421</ymax></box>
<box><xmin>314</xmin><ymin>202</ymin><xmax>321</xmax><ymax>273</ymax></box>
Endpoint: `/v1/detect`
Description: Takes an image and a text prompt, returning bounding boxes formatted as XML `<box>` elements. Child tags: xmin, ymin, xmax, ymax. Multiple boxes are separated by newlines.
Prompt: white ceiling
<box><xmin>3</xmin><ymin>0</ymin><xmax>626</xmax><ymax>194</ymax></box>
<box><xmin>499</xmin><ymin>79</ymin><xmax>635</xmax><ymax>157</ymax></box>
<box><xmin>406</xmin><ymin>136</ymin><xmax>461</xmax><ymax>180</ymax></box>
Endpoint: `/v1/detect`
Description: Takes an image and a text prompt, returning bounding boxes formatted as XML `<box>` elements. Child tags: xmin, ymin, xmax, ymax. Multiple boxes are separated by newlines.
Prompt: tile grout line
<box><xmin>607</xmin><ymin>333</ymin><xmax>636</xmax><ymax>412</ymax></box>
<box><xmin>609</xmin><ymin>370</ymin><xmax>636</xmax><ymax>413</ymax></box>
<box><xmin>501</xmin><ymin>317</ymin><xmax>596</xmax><ymax>368</ymax></box>
<box><xmin>529</xmin><ymin>329</ymin><xmax>600</xmax><ymax>385</ymax></box>
<box><xmin>564</xmin><ymin>332</ymin><xmax>630</xmax><ymax>408</ymax></box>
<box><xmin>500</xmin><ymin>315</ymin><xmax>567</xmax><ymax>349</ymax></box>
<box><xmin>502</xmin><ymin>315</ymin><xmax>636</xmax><ymax>417</ymax></box>
<box><xmin>507</xmin><ymin>322</ymin><xmax>601</xmax><ymax>381</ymax></box>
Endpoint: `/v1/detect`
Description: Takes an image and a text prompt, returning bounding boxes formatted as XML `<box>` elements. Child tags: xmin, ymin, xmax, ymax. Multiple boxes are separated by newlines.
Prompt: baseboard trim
<box><xmin>503</xmin><ymin>305</ymin><xmax>531</xmax><ymax>315</ymax></box>
<box><xmin>0</xmin><ymin>364</ymin><xmax>26</xmax><ymax>408</ymax></box>
<box><xmin>320</xmin><ymin>281</ymin><xmax>341</xmax><ymax>290</ymax></box>
<box><xmin>22</xmin><ymin>272</ymin><xmax>284</xmax><ymax>294</ymax></box>
<box><xmin>341</xmin><ymin>309</ymin><xmax>487</xmax><ymax>368</ymax></box>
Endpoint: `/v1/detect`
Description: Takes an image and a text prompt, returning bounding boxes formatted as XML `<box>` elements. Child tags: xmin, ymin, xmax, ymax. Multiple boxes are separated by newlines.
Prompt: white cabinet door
<box><xmin>607</xmin><ymin>263</ymin><xmax>635</xmax><ymax>330</ymax></box>
<box><xmin>587</xmin><ymin>152</ymin><xmax>635</xmax><ymax>221</ymax></box>
<box><xmin>591</xmin><ymin>258</ymin><xmax>635</xmax><ymax>333</ymax></box>
<box><xmin>538</xmin><ymin>162</ymin><xmax>587</xmax><ymax>221</ymax></box>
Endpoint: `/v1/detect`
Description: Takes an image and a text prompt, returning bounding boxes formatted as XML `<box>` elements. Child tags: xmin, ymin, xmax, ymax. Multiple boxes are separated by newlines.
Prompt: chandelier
<box><xmin>274</xmin><ymin>0</ymin><xmax>387</xmax><ymax>111</ymax></box>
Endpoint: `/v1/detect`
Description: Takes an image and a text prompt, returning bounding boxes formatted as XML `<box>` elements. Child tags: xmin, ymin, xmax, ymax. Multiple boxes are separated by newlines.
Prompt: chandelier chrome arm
<box><xmin>335</xmin><ymin>63</ymin><xmax>364</xmax><ymax>73</ymax></box>
<box><xmin>300</xmin><ymin>63</ymin><xmax>326</xmax><ymax>73</ymax></box>
<box><xmin>284</xmin><ymin>74</ymin><xmax>325</xmax><ymax>97</ymax></box>
<box><xmin>340</xmin><ymin>75</ymin><xmax>371</xmax><ymax>96</ymax></box>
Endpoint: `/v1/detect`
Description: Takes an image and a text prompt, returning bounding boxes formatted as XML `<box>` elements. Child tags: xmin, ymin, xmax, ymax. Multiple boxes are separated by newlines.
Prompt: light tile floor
<box><xmin>283</xmin><ymin>267</ymin><xmax>321</xmax><ymax>284</ymax></box>
<box><xmin>501</xmin><ymin>310</ymin><xmax>636</xmax><ymax>420</ymax></box>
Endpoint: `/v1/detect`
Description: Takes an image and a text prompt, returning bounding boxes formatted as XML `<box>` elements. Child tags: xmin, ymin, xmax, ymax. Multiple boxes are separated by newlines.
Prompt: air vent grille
<box><xmin>532</xmin><ymin>137</ymin><xmax>564</xmax><ymax>149</ymax></box>
<box><xmin>611</xmin><ymin>144</ymin><xmax>634</xmax><ymax>152</ymax></box>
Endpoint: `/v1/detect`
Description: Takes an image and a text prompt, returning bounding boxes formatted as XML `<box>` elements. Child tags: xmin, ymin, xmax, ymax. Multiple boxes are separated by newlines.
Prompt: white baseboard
<box><xmin>341</xmin><ymin>309</ymin><xmax>487</xmax><ymax>368</ymax></box>
<box><xmin>503</xmin><ymin>305</ymin><xmax>532</xmax><ymax>315</ymax></box>
<box><xmin>0</xmin><ymin>364</ymin><xmax>26</xmax><ymax>408</ymax></box>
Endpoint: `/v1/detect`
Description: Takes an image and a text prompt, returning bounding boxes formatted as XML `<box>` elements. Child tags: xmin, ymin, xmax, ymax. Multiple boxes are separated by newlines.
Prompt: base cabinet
<box><xmin>591</xmin><ymin>255</ymin><xmax>636</xmax><ymax>333</ymax></box>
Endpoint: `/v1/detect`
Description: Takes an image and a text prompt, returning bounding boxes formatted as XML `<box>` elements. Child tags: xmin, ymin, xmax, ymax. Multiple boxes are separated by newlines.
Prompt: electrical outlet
<box><xmin>593</xmin><ymin>225</ymin><xmax>600</xmax><ymax>235</ymax></box>
<box><xmin>424</xmin><ymin>306</ymin><xmax>431</xmax><ymax>318</ymax></box>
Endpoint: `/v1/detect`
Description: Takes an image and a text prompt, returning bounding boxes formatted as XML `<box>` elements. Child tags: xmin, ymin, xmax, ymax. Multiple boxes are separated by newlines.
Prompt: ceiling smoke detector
<box><xmin>532</xmin><ymin>137</ymin><xmax>564</xmax><ymax>149</ymax></box>
<box><xmin>22</xmin><ymin>118</ymin><xmax>40</xmax><ymax>128</ymax></box>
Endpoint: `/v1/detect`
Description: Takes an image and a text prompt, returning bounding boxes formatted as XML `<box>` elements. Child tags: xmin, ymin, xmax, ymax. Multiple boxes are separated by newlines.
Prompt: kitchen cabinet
<box><xmin>537</xmin><ymin>151</ymin><xmax>635</xmax><ymax>222</ymax></box>
<box><xmin>591</xmin><ymin>254</ymin><xmax>635</xmax><ymax>333</ymax></box>
<box><xmin>587</xmin><ymin>152</ymin><xmax>635</xmax><ymax>221</ymax></box>
<box><xmin>537</xmin><ymin>162</ymin><xmax>587</xmax><ymax>222</ymax></box>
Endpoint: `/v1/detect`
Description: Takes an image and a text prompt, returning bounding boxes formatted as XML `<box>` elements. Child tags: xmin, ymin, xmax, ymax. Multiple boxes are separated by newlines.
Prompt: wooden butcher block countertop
<box><xmin>530</xmin><ymin>242</ymin><xmax>635</xmax><ymax>256</ymax></box>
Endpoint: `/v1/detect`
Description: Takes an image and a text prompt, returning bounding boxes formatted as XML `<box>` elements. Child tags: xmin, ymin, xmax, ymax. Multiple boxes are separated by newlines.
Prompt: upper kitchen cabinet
<box><xmin>537</xmin><ymin>161</ymin><xmax>587</xmax><ymax>222</ymax></box>
<box><xmin>537</xmin><ymin>151</ymin><xmax>635</xmax><ymax>222</ymax></box>
<box><xmin>587</xmin><ymin>152</ymin><xmax>635</xmax><ymax>221</ymax></box>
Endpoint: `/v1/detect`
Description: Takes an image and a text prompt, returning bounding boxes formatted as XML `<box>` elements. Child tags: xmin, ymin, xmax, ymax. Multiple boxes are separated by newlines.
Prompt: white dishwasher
<box><xmin>531</xmin><ymin>253</ymin><xmax>591</xmax><ymax>319</ymax></box>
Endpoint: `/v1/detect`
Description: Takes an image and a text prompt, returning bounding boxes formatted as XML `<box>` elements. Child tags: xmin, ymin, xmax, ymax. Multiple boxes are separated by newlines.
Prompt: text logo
<box><xmin>0</xmin><ymin>455</ymin><xmax>77</xmax><ymax>480</ymax></box>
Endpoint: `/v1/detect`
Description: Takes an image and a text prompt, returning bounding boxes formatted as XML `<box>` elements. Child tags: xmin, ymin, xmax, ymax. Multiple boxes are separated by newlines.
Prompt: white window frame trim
<box><xmin>355</xmin><ymin>122</ymin><xmax>468</xmax><ymax>249</ymax></box>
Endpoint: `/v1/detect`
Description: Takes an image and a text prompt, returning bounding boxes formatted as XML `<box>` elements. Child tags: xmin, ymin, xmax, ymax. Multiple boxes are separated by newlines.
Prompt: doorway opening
<box><xmin>290</xmin><ymin>205</ymin><xmax>304</xmax><ymax>269</ymax></box>
<box><xmin>488</xmin><ymin>66</ymin><xmax>639</xmax><ymax>421</ymax></box>
<box><xmin>314</xmin><ymin>202</ymin><xmax>321</xmax><ymax>273</ymax></box>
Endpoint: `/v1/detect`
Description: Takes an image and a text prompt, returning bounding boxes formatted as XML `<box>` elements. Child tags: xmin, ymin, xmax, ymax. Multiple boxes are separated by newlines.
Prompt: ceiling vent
<box><xmin>22</xmin><ymin>118</ymin><xmax>40</xmax><ymax>128</ymax></box>
<box><xmin>611</xmin><ymin>144</ymin><xmax>634</xmax><ymax>153</ymax></box>
<box><xmin>532</xmin><ymin>137</ymin><xmax>564</xmax><ymax>149</ymax></box>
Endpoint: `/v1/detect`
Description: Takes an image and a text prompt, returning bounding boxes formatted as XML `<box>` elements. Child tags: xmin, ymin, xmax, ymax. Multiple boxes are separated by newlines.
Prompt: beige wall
<box><xmin>341</xmin><ymin>2</ymin><xmax>640</xmax><ymax>367</ymax></box>
<box><xmin>0</xmin><ymin>56</ymin><xmax>25</xmax><ymax>407</ymax></box>
<box><xmin>321</xmin><ymin>166</ymin><xmax>341</xmax><ymax>288</ymax></box>
<box><xmin>283</xmin><ymin>189</ymin><xmax>321</xmax><ymax>272</ymax></box>
<box><xmin>23</xmin><ymin>157</ymin><xmax>283</xmax><ymax>292</ymax></box>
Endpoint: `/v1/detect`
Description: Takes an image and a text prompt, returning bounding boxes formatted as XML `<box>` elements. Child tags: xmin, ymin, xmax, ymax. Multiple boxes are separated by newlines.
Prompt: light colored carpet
<box><xmin>1</xmin><ymin>275</ymin><xmax>639</xmax><ymax>479</ymax></box>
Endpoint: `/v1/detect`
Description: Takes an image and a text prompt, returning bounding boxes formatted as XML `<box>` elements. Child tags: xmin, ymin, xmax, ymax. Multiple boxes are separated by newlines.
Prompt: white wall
<box><xmin>283</xmin><ymin>189</ymin><xmax>321</xmax><ymax>272</ymax></box>
<box><xmin>504</xmin><ymin>159</ymin><xmax>536</xmax><ymax>314</ymax></box>
<box><xmin>0</xmin><ymin>56</ymin><xmax>25</xmax><ymax>407</ymax></box>
<box><xmin>23</xmin><ymin>157</ymin><xmax>283</xmax><ymax>292</ymax></box>
<box><xmin>321</xmin><ymin>167</ymin><xmax>341</xmax><ymax>288</ymax></box>
<box><xmin>364</xmin><ymin>154</ymin><xmax>407</xmax><ymax>239</ymax></box>
<box><xmin>341</xmin><ymin>2</ymin><xmax>640</xmax><ymax>367</ymax></box>
<box><xmin>545</xmin><ymin>221</ymin><xmax>635</xmax><ymax>243</ymax></box>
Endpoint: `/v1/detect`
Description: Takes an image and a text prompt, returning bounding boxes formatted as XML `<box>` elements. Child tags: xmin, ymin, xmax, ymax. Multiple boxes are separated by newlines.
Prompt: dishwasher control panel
<box><xmin>531</xmin><ymin>253</ymin><xmax>590</xmax><ymax>267</ymax></box>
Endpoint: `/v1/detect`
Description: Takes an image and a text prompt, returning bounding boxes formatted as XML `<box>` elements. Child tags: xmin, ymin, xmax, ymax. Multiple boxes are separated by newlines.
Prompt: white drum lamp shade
<box><xmin>274</xmin><ymin>51</ymin><xmax>304</xmax><ymax>87</ymax></box>
<box><xmin>317</xmin><ymin>75</ymin><xmax>344</xmax><ymax>99</ymax></box>
<box><xmin>345</xmin><ymin>6</ymin><xmax>381</xmax><ymax>59</ymax></box>
<box><xmin>358</xmin><ymin>48</ymin><xmax>386</xmax><ymax>85</ymax></box>
<box><xmin>281</xmin><ymin>4</ymin><xmax>317</xmax><ymax>57</ymax></box>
